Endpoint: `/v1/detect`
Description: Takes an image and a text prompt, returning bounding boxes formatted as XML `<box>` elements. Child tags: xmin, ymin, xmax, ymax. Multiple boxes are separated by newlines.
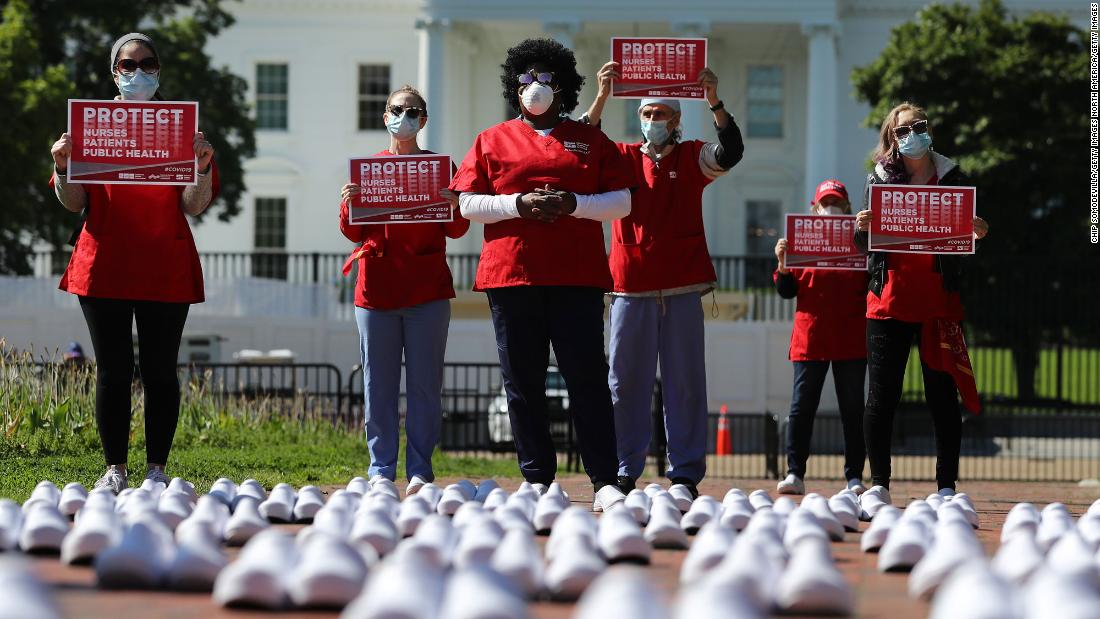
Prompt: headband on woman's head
<box><xmin>109</xmin><ymin>32</ymin><xmax>158</xmax><ymax>72</ymax></box>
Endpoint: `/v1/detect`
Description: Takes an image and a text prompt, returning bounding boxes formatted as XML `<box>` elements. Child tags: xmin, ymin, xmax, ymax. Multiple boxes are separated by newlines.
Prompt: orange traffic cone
<box><xmin>716</xmin><ymin>404</ymin><xmax>732</xmax><ymax>456</ymax></box>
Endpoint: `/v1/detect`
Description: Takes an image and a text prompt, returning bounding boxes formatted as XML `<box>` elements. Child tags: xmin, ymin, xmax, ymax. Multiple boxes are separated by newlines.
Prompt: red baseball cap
<box><xmin>813</xmin><ymin>179</ymin><xmax>848</xmax><ymax>204</ymax></box>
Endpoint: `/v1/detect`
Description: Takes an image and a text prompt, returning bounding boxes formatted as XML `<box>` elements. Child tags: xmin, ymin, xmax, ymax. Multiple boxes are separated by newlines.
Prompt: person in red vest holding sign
<box><xmin>854</xmin><ymin>102</ymin><xmax>990</xmax><ymax>507</ymax></box>
<box><xmin>773</xmin><ymin>180</ymin><xmax>868</xmax><ymax>496</ymax></box>
<box><xmin>339</xmin><ymin>85</ymin><xmax>469</xmax><ymax>496</ymax></box>
<box><xmin>47</xmin><ymin>33</ymin><xmax>219</xmax><ymax>493</ymax></box>
<box><xmin>450</xmin><ymin>39</ymin><xmax>636</xmax><ymax>511</ymax></box>
<box><xmin>581</xmin><ymin>63</ymin><xmax>744</xmax><ymax>500</ymax></box>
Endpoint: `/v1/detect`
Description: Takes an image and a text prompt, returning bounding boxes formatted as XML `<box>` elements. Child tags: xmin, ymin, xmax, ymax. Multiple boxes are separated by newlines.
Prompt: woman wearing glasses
<box><xmin>48</xmin><ymin>33</ymin><xmax>218</xmax><ymax>493</ymax></box>
<box><xmin>339</xmin><ymin>85</ymin><xmax>469</xmax><ymax>496</ymax></box>
<box><xmin>451</xmin><ymin>38</ymin><xmax>635</xmax><ymax>510</ymax></box>
<box><xmin>854</xmin><ymin>103</ymin><xmax>989</xmax><ymax>507</ymax></box>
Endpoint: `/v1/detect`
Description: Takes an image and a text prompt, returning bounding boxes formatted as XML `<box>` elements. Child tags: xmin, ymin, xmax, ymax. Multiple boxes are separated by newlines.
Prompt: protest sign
<box><xmin>348</xmin><ymin>154</ymin><xmax>452</xmax><ymax>224</ymax></box>
<box><xmin>784</xmin><ymin>214</ymin><xmax>866</xmax><ymax>270</ymax></box>
<box><xmin>869</xmin><ymin>184</ymin><xmax>976</xmax><ymax>254</ymax></box>
<box><xmin>610</xmin><ymin>37</ymin><xmax>707</xmax><ymax>99</ymax></box>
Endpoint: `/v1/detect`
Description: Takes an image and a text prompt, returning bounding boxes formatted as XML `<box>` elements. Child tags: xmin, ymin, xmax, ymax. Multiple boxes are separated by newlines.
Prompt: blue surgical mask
<box><xmin>117</xmin><ymin>69</ymin><xmax>159</xmax><ymax>101</ymax></box>
<box><xmin>641</xmin><ymin>120</ymin><xmax>670</xmax><ymax>146</ymax></box>
<box><xmin>386</xmin><ymin>112</ymin><xmax>420</xmax><ymax>141</ymax></box>
<box><xmin>898</xmin><ymin>131</ymin><xmax>932</xmax><ymax>159</ymax></box>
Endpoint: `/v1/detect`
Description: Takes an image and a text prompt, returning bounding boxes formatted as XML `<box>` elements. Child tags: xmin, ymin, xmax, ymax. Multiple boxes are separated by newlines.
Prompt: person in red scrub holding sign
<box><xmin>773</xmin><ymin>180</ymin><xmax>868</xmax><ymax>496</ymax></box>
<box><xmin>854</xmin><ymin>102</ymin><xmax>989</xmax><ymax>507</ymax></box>
<box><xmin>339</xmin><ymin>85</ymin><xmax>469</xmax><ymax>496</ymax></box>
<box><xmin>48</xmin><ymin>33</ymin><xmax>219</xmax><ymax>494</ymax></box>
<box><xmin>451</xmin><ymin>38</ymin><xmax>636</xmax><ymax>511</ymax></box>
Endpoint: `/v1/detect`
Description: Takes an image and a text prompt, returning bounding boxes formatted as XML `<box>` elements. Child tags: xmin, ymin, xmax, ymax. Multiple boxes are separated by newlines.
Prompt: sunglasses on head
<box><xmin>893</xmin><ymin>119</ymin><xmax>929</xmax><ymax>139</ymax></box>
<box><xmin>387</xmin><ymin>105</ymin><xmax>425</xmax><ymax>118</ymax></box>
<box><xmin>115</xmin><ymin>57</ymin><xmax>160</xmax><ymax>75</ymax></box>
<box><xmin>518</xmin><ymin>70</ymin><xmax>555</xmax><ymax>86</ymax></box>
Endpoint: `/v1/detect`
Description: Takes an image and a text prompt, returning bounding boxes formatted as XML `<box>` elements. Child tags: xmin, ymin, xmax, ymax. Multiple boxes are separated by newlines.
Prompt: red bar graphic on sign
<box><xmin>348</xmin><ymin>154</ymin><xmax>453</xmax><ymax>225</ymax></box>
<box><xmin>611</xmin><ymin>37</ymin><xmax>708</xmax><ymax>99</ymax></box>
<box><xmin>785</xmin><ymin>214</ymin><xmax>866</xmax><ymax>270</ymax></box>
<box><xmin>67</xmin><ymin>99</ymin><xmax>199</xmax><ymax>185</ymax></box>
<box><xmin>868</xmin><ymin>184</ymin><xmax>976</xmax><ymax>254</ymax></box>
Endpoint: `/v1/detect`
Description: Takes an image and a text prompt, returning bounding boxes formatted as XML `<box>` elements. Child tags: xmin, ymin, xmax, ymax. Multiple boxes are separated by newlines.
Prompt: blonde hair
<box><xmin>872</xmin><ymin>102</ymin><xmax>928</xmax><ymax>163</ymax></box>
<box><xmin>386</xmin><ymin>84</ymin><xmax>427</xmax><ymax>110</ymax></box>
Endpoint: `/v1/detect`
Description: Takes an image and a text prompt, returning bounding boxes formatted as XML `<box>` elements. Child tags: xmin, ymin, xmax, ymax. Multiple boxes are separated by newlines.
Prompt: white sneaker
<box><xmin>350</xmin><ymin>505</ymin><xmax>400</xmax><ymax>557</ymax></box>
<box><xmin>258</xmin><ymin>483</ymin><xmax>296</xmax><ymax>523</ymax></box>
<box><xmin>288</xmin><ymin>534</ymin><xmax>369</xmax><ymax>608</ymax></box>
<box><xmin>436</xmin><ymin>484</ymin><xmax>467</xmax><ymax>516</ymax></box>
<box><xmin>776</xmin><ymin>537</ymin><xmax>854</xmax><ymax>615</ymax></box>
<box><xmin>643</xmin><ymin>495</ymin><xmax>688</xmax><ymax>550</ymax></box>
<box><xmin>718</xmin><ymin>491</ymin><xmax>754</xmax><ymax>531</ymax></box>
<box><xmin>592</xmin><ymin>485</ymin><xmax>626</xmax><ymax>513</ymax></box>
<box><xmin>531</xmin><ymin>483</ymin><xmax>549</xmax><ymax>496</ymax></box>
<box><xmin>681</xmin><ymin>496</ymin><xmax>721</xmax><ymax>534</ymax></box>
<box><xmin>0</xmin><ymin>500</ymin><xmax>23</xmax><ymax>551</ymax></box>
<box><xmin>623</xmin><ymin>490</ymin><xmax>651</xmax><ymax>526</ymax></box>
<box><xmin>167</xmin><ymin>525</ymin><xmax>228</xmax><ymax>592</ymax></box>
<box><xmin>94</xmin><ymin>467</ymin><xmax>128</xmax><ymax>495</ymax></box>
<box><xmin>94</xmin><ymin>515</ymin><xmax>175</xmax><ymax>588</ymax></box>
<box><xmin>212</xmin><ymin>530</ymin><xmax>299</xmax><ymax>609</ymax></box>
<box><xmin>452</xmin><ymin>515</ymin><xmax>504</xmax><ymax>568</ymax></box>
<box><xmin>58</xmin><ymin>483</ymin><xmax>88</xmax><ymax>518</ymax></box>
<box><xmin>293</xmin><ymin>486</ymin><xmax>325</xmax><ymax>523</ymax></box>
<box><xmin>19</xmin><ymin>503</ymin><xmax>68</xmax><ymax>553</ymax></box>
<box><xmin>598</xmin><ymin>507</ymin><xmax>652</xmax><ymax>563</ymax></box>
<box><xmin>847</xmin><ymin>479</ymin><xmax>867</xmax><ymax>494</ymax></box>
<box><xmin>937</xmin><ymin>487</ymin><xmax>956</xmax><ymax>498</ymax></box>
<box><xmin>860</xmin><ymin>505</ymin><xmax>901</xmax><ymax>553</ymax></box>
<box><xmin>144</xmin><ymin>467</ymin><xmax>171</xmax><ymax>487</ymax></box>
<box><xmin>667</xmin><ymin>484</ymin><xmax>695</xmax><ymax>513</ymax></box>
<box><xmin>777</xmin><ymin>474</ymin><xmax>805</xmax><ymax>495</ymax></box>
<box><xmin>573</xmin><ymin>567</ymin><xmax>667</xmax><ymax>619</ymax></box>
<box><xmin>859</xmin><ymin>485</ymin><xmax>892</xmax><ymax>520</ymax></box>
<box><xmin>490</xmin><ymin>527</ymin><xmax>544</xmax><ymax>596</ymax></box>
<box><xmin>680</xmin><ymin>521</ymin><xmax>736</xmax><ymax>584</ymax></box>
<box><xmin>443</xmin><ymin>566</ymin><xmax>530</xmax><ymax>617</ymax></box>
<box><xmin>406</xmin><ymin>475</ymin><xmax>429</xmax><ymax>497</ymax></box>
<box><xmin>223</xmin><ymin>496</ymin><xmax>269</xmax><ymax>546</ymax></box>
<box><xmin>61</xmin><ymin>505</ymin><xmax>120</xmax><ymax>565</ymax></box>
<box><xmin>543</xmin><ymin>535</ymin><xmax>606</xmax><ymax>601</ymax></box>
<box><xmin>877</xmin><ymin>517</ymin><xmax>929</xmax><ymax>572</ymax></box>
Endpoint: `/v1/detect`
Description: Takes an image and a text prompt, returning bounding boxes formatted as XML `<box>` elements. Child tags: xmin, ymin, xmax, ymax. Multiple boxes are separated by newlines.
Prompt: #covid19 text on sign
<box><xmin>67</xmin><ymin>99</ymin><xmax>198</xmax><ymax>185</ymax></box>
<box><xmin>869</xmin><ymin>184</ymin><xmax>977</xmax><ymax>254</ymax></box>
<box><xmin>784</xmin><ymin>214</ymin><xmax>866</xmax><ymax>270</ymax></box>
<box><xmin>348</xmin><ymin>154</ymin><xmax>453</xmax><ymax>225</ymax></box>
<box><xmin>611</xmin><ymin>37</ymin><xmax>707</xmax><ymax>99</ymax></box>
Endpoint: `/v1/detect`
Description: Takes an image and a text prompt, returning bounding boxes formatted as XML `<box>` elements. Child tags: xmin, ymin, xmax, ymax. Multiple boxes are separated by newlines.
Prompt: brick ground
<box><xmin>23</xmin><ymin>477</ymin><xmax>1100</xmax><ymax>619</ymax></box>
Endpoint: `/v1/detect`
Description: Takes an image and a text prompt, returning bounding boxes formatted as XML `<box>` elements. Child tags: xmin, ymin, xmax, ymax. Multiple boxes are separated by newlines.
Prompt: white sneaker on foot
<box><xmin>93</xmin><ymin>467</ymin><xmax>128</xmax><ymax>495</ymax></box>
<box><xmin>859</xmin><ymin>485</ymin><xmax>892</xmax><ymax>520</ymax></box>
<box><xmin>847</xmin><ymin>479</ymin><xmax>867</xmax><ymax>494</ymax></box>
<box><xmin>777</xmin><ymin>474</ymin><xmax>805</xmax><ymax>495</ymax></box>
<box><xmin>144</xmin><ymin>467</ymin><xmax>171</xmax><ymax>487</ymax></box>
<box><xmin>406</xmin><ymin>475</ymin><xmax>429</xmax><ymax>497</ymax></box>
<box><xmin>592</xmin><ymin>485</ymin><xmax>626</xmax><ymax>513</ymax></box>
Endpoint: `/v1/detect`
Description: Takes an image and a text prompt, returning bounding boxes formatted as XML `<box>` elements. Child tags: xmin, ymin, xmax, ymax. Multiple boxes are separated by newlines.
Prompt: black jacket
<box><xmin>853</xmin><ymin>152</ymin><xmax>975</xmax><ymax>297</ymax></box>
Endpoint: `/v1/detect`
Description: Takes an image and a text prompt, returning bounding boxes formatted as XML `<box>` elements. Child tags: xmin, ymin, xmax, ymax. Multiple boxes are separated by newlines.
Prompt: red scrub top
<box><xmin>53</xmin><ymin>164</ymin><xmax>220</xmax><ymax>304</ymax></box>
<box><xmin>450</xmin><ymin>118</ymin><xmax>635</xmax><ymax>291</ymax></box>
<box><xmin>609</xmin><ymin>140</ymin><xmax>717</xmax><ymax>293</ymax></box>
<box><xmin>775</xmin><ymin>268</ymin><xmax>869</xmax><ymax>361</ymax></box>
<box><xmin>339</xmin><ymin>150</ymin><xmax>470</xmax><ymax>310</ymax></box>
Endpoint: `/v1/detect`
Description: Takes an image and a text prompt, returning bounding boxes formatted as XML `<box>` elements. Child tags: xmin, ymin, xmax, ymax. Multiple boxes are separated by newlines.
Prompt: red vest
<box><xmin>778</xmin><ymin>268</ymin><xmax>869</xmax><ymax>361</ymax></box>
<box><xmin>450</xmin><ymin>119</ymin><xmax>635</xmax><ymax>291</ymax></box>
<box><xmin>609</xmin><ymin>140</ymin><xmax>717</xmax><ymax>293</ymax></box>
<box><xmin>54</xmin><ymin>164</ymin><xmax>220</xmax><ymax>303</ymax></box>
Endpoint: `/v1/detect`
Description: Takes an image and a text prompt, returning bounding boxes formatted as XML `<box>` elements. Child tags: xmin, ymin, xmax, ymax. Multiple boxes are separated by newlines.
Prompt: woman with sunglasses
<box><xmin>339</xmin><ymin>85</ymin><xmax>469</xmax><ymax>496</ymax></box>
<box><xmin>580</xmin><ymin>63</ymin><xmax>743</xmax><ymax>502</ymax></box>
<box><xmin>451</xmin><ymin>38</ymin><xmax>635</xmax><ymax>511</ymax></box>
<box><xmin>48</xmin><ymin>33</ymin><xmax>219</xmax><ymax>493</ymax></box>
<box><xmin>773</xmin><ymin>180</ymin><xmax>868</xmax><ymax>496</ymax></box>
<box><xmin>853</xmin><ymin>103</ymin><xmax>989</xmax><ymax>508</ymax></box>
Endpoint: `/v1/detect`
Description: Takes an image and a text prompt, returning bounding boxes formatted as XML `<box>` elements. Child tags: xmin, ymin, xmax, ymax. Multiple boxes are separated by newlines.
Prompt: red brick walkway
<box><xmin>24</xmin><ymin>477</ymin><xmax>1100</xmax><ymax>619</ymax></box>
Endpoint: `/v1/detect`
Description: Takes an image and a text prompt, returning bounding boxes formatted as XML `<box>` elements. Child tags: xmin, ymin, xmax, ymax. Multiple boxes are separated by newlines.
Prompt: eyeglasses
<box><xmin>518</xmin><ymin>70</ymin><xmax>555</xmax><ymax>86</ymax></box>
<box><xmin>893</xmin><ymin>119</ymin><xmax>929</xmax><ymax>139</ymax></box>
<box><xmin>115</xmin><ymin>57</ymin><xmax>160</xmax><ymax>75</ymax></box>
<box><xmin>387</xmin><ymin>105</ymin><xmax>425</xmax><ymax>118</ymax></box>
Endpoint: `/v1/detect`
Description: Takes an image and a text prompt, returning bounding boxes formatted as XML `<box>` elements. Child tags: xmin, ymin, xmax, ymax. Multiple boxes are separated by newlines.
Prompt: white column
<box><xmin>670</xmin><ymin>20</ymin><xmax>711</xmax><ymax>142</ymax></box>
<box><xmin>416</xmin><ymin>17</ymin><xmax>451</xmax><ymax>152</ymax></box>
<box><xmin>543</xmin><ymin>20</ymin><xmax>580</xmax><ymax>51</ymax></box>
<box><xmin>802</xmin><ymin>21</ymin><xmax>840</xmax><ymax>206</ymax></box>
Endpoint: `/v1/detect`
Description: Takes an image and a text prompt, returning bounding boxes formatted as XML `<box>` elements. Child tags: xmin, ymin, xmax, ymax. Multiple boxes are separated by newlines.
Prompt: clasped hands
<box><xmin>516</xmin><ymin>184</ymin><xmax>578</xmax><ymax>223</ymax></box>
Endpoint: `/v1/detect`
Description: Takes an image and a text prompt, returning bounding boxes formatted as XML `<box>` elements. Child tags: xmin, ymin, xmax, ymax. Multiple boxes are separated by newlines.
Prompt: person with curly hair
<box><xmin>450</xmin><ymin>38</ymin><xmax>636</xmax><ymax>511</ymax></box>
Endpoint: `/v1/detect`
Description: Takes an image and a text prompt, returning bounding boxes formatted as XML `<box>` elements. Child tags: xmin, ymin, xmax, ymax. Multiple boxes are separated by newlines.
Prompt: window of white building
<box><xmin>746</xmin><ymin>66</ymin><xmax>784</xmax><ymax>138</ymax></box>
<box><xmin>253</xmin><ymin>197</ymin><xmax>287</xmax><ymax>280</ymax></box>
<box><xmin>745</xmin><ymin>199</ymin><xmax>782</xmax><ymax>256</ymax></box>
<box><xmin>358</xmin><ymin>64</ymin><xmax>391</xmax><ymax>131</ymax></box>
<box><xmin>256</xmin><ymin>63</ymin><xmax>288</xmax><ymax>130</ymax></box>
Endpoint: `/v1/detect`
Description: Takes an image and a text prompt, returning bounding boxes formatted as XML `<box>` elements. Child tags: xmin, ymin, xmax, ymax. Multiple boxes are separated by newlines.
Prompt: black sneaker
<box><xmin>669</xmin><ymin>477</ymin><xmax>699</xmax><ymax>500</ymax></box>
<box><xmin>616</xmin><ymin>476</ymin><xmax>636</xmax><ymax>494</ymax></box>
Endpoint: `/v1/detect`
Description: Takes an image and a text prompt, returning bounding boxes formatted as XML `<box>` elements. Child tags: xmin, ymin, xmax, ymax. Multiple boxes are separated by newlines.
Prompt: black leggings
<box><xmin>79</xmin><ymin>296</ymin><xmax>190</xmax><ymax>466</ymax></box>
<box><xmin>864</xmin><ymin>318</ymin><xmax>962</xmax><ymax>490</ymax></box>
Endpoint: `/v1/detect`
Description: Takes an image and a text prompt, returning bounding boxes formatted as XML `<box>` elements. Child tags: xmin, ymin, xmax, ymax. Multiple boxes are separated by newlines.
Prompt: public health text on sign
<box><xmin>868</xmin><ymin>184</ymin><xmax>977</xmax><ymax>254</ymax></box>
<box><xmin>67</xmin><ymin>99</ymin><xmax>199</xmax><ymax>185</ymax></box>
<box><xmin>610</xmin><ymin>37</ymin><xmax>708</xmax><ymax>99</ymax></box>
<box><xmin>784</xmin><ymin>214</ymin><xmax>866</xmax><ymax>270</ymax></box>
<box><xmin>348</xmin><ymin>154</ymin><xmax>453</xmax><ymax>225</ymax></box>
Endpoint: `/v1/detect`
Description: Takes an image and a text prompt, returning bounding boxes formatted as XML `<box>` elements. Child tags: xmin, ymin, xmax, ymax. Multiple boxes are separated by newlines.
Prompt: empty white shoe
<box><xmin>772</xmin><ymin>496</ymin><xmax>797</xmax><ymax>516</ymax></box>
<box><xmin>719</xmin><ymin>491</ymin><xmax>755</xmax><ymax>532</ymax></box>
<box><xmin>573</xmin><ymin>567</ymin><xmax>667</xmax><ymax>619</ymax></box>
<box><xmin>680</xmin><ymin>521</ymin><xmax>736</xmax><ymax>585</ymax></box>
<box><xmin>288</xmin><ymin>534</ymin><xmax>369</xmax><ymax>608</ymax></box>
<box><xmin>991</xmin><ymin>529</ymin><xmax>1044</xmax><ymax>585</ymax></box>
<box><xmin>861</xmin><ymin>505</ymin><xmax>902</xmax><ymax>552</ymax></box>
<box><xmin>643</xmin><ymin>495</ymin><xmax>689</xmax><ymax>550</ymax></box>
<box><xmin>259</xmin><ymin>483</ymin><xmax>296</xmax><ymax>523</ymax></box>
<box><xmin>776</xmin><ymin>474</ymin><xmax>805</xmax><ymax>496</ymax></box>
<box><xmin>346</xmin><ymin>477</ymin><xmax>370</xmax><ymax>496</ymax></box>
<box><xmin>748</xmin><ymin>489</ymin><xmax>773</xmax><ymax>511</ymax></box>
<box><xmin>175</xmin><ymin>495</ymin><xmax>230</xmax><ymax>545</ymax></box>
<box><xmin>704</xmin><ymin>535</ymin><xmax>781</xmax><ymax>613</ymax></box>
<box><xmin>349</xmin><ymin>505</ymin><xmax>400</xmax><ymax>557</ymax></box>
<box><xmin>546</xmin><ymin>507</ymin><xmax>598</xmax><ymax>562</ymax></box>
<box><xmin>293</xmin><ymin>486</ymin><xmax>326</xmax><ymax>523</ymax></box>
<box><xmin>340</xmin><ymin>547</ymin><xmax>445</xmax><ymax>619</ymax></box>
<box><xmin>166</xmin><ymin>478</ymin><xmax>196</xmax><ymax>502</ymax></box>
<box><xmin>167</xmin><ymin>522</ymin><xmax>228</xmax><ymax>591</ymax></box>
<box><xmin>369</xmin><ymin>477</ymin><xmax>400</xmax><ymax>500</ymax></box>
<box><xmin>208</xmin><ymin>478</ymin><xmax>237</xmax><ymax>506</ymax></box>
<box><xmin>681</xmin><ymin>495</ymin><xmax>720</xmax><ymax>534</ymax></box>
<box><xmin>440</xmin><ymin>565</ymin><xmax>530</xmax><ymax>619</ymax></box>
<box><xmin>592</xmin><ymin>485</ymin><xmax>626</xmax><ymax>513</ymax></box>
<box><xmin>0</xmin><ymin>500</ymin><xmax>22</xmax><ymax>551</ymax></box>
<box><xmin>416</xmin><ymin>483</ymin><xmax>444</xmax><ymax>510</ymax></box>
<box><xmin>775</xmin><ymin>536</ymin><xmax>853</xmax><ymax>616</ymax></box>
<box><xmin>859</xmin><ymin>485</ymin><xmax>892</xmax><ymax>521</ymax></box>
<box><xmin>600</xmin><ymin>505</ymin><xmax>653</xmax><ymax>563</ymax></box>
<box><xmin>406</xmin><ymin>514</ymin><xmax>457</xmax><ymax>569</ymax></box>
<box><xmin>397</xmin><ymin>494</ymin><xmax>432</xmax><ymax>537</ymax></box>
<box><xmin>94</xmin><ymin>515</ymin><xmax>176</xmax><ymax>589</ymax></box>
<box><xmin>19</xmin><ymin>503</ymin><xmax>68</xmax><ymax>553</ymax></box>
<box><xmin>27</xmin><ymin>481</ymin><xmax>61</xmax><ymax>509</ymax></box>
<box><xmin>929</xmin><ymin>560</ymin><xmax>1020</xmax><ymax>619</ymax></box>
<box><xmin>406</xmin><ymin>475</ymin><xmax>429</xmax><ymax>497</ymax></box>
<box><xmin>783</xmin><ymin>507</ymin><xmax>830</xmax><ymax>551</ymax></box>
<box><xmin>801</xmin><ymin>494</ymin><xmax>844</xmax><ymax>541</ymax></box>
<box><xmin>57</xmin><ymin>483</ymin><xmax>88</xmax><ymax>518</ymax></box>
<box><xmin>490</xmin><ymin>527</ymin><xmax>543</xmax><ymax>597</ymax></box>
<box><xmin>847</xmin><ymin>478</ymin><xmax>867</xmax><ymax>494</ymax></box>
<box><xmin>877</xmin><ymin>517</ymin><xmax>929</xmax><ymax>572</ymax></box>
<box><xmin>482</xmin><ymin>487</ymin><xmax>508</xmax><ymax>511</ymax></box>
<box><xmin>157</xmin><ymin>491</ymin><xmax>194</xmax><ymax>531</ymax></box>
<box><xmin>223</xmin><ymin>495</ymin><xmax>269</xmax><ymax>546</ymax></box>
<box><xmin>624</xmin><ymin>489</ymin><xmax>652</xmax><ymax>525</ymax></box>
<box><xmin>909</xmin><ymin>519</ymin><xmax>984</xmax><ymax>599</ymax></box>
<box><xmin>1036</xmin><ymin>503</ymin><xmax>1075</xmax><ymax>552</ymax></box>
<box><xmin>667</xmin><ymin>484</ymin><xmax>695</xmax><ymax>512</ymax></box>
<box><xmin>1023</xmin><ymin>562</ymin><xmax>1100</xmax><ymax>619</ymax></box>
<box><xmin>453</xmin><ymin>514</ymin><xmax>504</xmax><ymax>568</ymax></box>
<box><xmin>674</xmin><ymin>576</ymin><xmax>764</xmax><ymax>619</ymax></box>
<box><xmin>213</xmin><ymin>529</ymin><xmax>298</xmax><ymax>609</ymax></box>
<box><xmin>61</xmin><ymin>505</ymin><xmax>120</xmax><ymax>565</ymax></box>
<box><xmin>543</xmin><ymin>534</ymin><xmax>606</xmax><ymax>601</ymax></box>
<box><xmin>1044</xmin><ymin>529</ymin><xmax>1099</xmax><ymax>583</ymax></box>
<box><xmin>437</xmin><ymin>485</ymin><xmax>468</xmax><ymax>517</ymax></box>
<box><xmin>828</xmin><ymin>492</ymin><xmax>861</xmax><ymax>532</ymax></box>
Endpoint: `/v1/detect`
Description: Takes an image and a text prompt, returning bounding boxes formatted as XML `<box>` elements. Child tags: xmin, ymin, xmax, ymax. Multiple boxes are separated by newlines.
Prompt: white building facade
<box><xmin>194</xmin><ymin>0</ymin><xmax>1086</xmax><ymax>259</ymax></box>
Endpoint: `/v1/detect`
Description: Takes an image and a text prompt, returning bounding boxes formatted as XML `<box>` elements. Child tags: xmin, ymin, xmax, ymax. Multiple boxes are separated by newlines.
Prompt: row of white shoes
<box><xmin>0</xmin><ymin>557</ymin><xmax>62</xmax><ymax>619</ymax></box>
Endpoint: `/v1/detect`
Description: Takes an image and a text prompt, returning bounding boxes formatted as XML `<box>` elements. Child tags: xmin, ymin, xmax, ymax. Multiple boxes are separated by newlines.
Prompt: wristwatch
<box><xmin>709</xmin><ymin>100</ymin><xmax>725</xmax><ymax>112</ymax></box>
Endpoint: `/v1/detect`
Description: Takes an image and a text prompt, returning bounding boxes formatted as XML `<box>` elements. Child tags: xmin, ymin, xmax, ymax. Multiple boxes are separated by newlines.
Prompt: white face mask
<box><xmin>520</xmin><ymin>82</ymin><xmax>555</xmax><ymax>116</ymax></box>
<box><xmin>819</xmin><ymin>205</ymin><xmax>844</xmax><ymax>215</ymax></box>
